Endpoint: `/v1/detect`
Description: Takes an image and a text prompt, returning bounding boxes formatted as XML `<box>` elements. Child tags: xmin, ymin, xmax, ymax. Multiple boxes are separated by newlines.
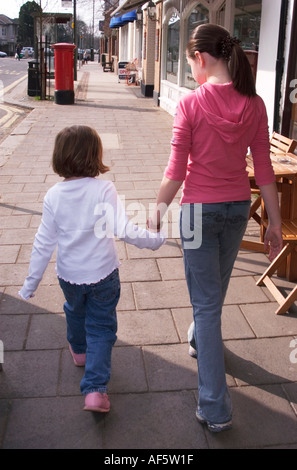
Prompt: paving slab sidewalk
<box><xmin>0</xmin><ymin>62</ymin><xmax>297</xmax><ymax>450</ymax></box>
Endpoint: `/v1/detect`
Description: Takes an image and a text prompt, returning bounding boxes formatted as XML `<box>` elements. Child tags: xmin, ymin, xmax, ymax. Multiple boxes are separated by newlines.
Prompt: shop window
<box><xmin>234</xmin><ymin>1</ymin><xmax>262</xmax><ymax>81</ymax></box>
<box><xmin>290</xmin><ymin>63</ymin><xmax>297</xmax><ymax>141</ymax></box>
<box><xmin>120</xmin><ymin>24</ymin><xmax>129</xmax><ymax>61</ymax></box>
<box><xmin>182</xmin><ymin>4</ymin><xmax>209</xmax><ymax>90</ymax></box>
<box><xmin>234</xmin><ymin>0</ymin><xmax>262</xmax><ymax>51</ymax></box>
<box><xmin>155</xmin><ymin>29</ymin><xmax>160</xmax><ymax>61</ymax></box>
<box><xmin>216</xmin><ymin>2</ymin><xmax>226</xmax><ymax>26</ymax></box>
<box><xmin>166</xmin><ymin>12</ymin><xmax>180</xmax><ymax>84</ymax></box>
<box><xmin>282</xmin><ymin>8</ymin><xmax>297</xmax><ymax>142</ymax></box>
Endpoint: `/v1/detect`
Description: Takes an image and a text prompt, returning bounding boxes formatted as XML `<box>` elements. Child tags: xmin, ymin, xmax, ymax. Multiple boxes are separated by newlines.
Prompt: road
<box><xmin>0</xmin><ymin>56</ymin><xmax>29</xmax><ymax>89</ymax></box>
<box><xmin>0</xmin><ymin>57</ymin><xmax>30</xmax><ymax>144</ymax></box>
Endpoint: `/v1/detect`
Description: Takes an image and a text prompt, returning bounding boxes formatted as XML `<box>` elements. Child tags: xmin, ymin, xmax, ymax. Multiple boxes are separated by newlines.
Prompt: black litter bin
<box><xmin>28</xmin><ymin>60</ymin><xmax>41</xmax><ymax>96</ymax></box>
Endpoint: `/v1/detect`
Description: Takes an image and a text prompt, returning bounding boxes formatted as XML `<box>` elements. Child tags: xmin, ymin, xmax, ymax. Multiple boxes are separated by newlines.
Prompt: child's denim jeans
<box><xmin>58</xmin><ymin>268</ymin><xmax>120</xmax><ymax>395</ymax></box>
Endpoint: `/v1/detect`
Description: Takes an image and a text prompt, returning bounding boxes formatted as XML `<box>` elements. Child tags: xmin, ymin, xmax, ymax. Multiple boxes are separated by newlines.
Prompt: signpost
<box><xmin>118</xmin><ymin>61</ymin><xmax>129</xmax><ymax>81</ymax></box>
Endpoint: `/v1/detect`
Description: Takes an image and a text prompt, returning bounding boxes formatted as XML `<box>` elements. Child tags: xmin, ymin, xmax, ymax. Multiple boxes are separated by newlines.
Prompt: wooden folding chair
<box><xmin>270</xmin><ymin>131</ymin><xmax>297</xmax><ymax>155</ymax></box>
<box><xmin>241</xmin><ymin>133</ymin><xmax>297</xmax><ymax>253</ymax></box>
<box><xmin>247</xmin><ymin>132</ymin><xmax>297</xmax><ymax>221</ymax></box>
<box><xmin>249</xmin><ymin>190</ymin><xmax>262</xmax><ymax>225</ymax></box>
<box><xmin>257</xmin><ymin>239</ymin><xmax>297</xmax><ymax>314</ymax></box>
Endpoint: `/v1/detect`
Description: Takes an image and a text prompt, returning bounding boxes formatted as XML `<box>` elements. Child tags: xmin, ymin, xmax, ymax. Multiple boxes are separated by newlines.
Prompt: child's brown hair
<box><xmin>52</xmin><ymin>125</ymin><xmax>109</xmax><ymax>178</ymax></box>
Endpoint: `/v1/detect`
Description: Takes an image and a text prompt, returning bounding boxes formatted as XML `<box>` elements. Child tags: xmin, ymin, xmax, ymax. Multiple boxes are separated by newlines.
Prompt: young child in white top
<box><xmin>19</xmin><ymin>125</ymin><xmax>165</xmax><ymax>412</ymax></box>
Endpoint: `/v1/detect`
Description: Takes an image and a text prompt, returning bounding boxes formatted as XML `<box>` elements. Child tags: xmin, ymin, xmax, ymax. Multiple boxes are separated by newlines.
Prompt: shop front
<box><xmin>280</xmin><ymin>0</ymin><xmax>297</xmax><ymax>142</ymax></box>
<box><xmin>109</xmin><ymin>0</ymin><xmax>296</xmax><ymax>141</ymax></box>
<box><xmin>160</xmin><ymin>0</ymin><xmax>262</xmax><ymax>115</ymax></box>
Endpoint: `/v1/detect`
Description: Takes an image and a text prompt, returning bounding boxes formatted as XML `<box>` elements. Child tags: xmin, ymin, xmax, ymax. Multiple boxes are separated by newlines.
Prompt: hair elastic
<box><xmin>220</xmin><ymin>35</ymin><xmax>241</xmax><ymax>61</ymax></box>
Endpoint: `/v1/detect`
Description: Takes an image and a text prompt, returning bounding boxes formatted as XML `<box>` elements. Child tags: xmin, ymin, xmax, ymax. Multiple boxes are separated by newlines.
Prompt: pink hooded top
<box><xmin>164</xmin><ymin>81</ymin><xmax>275</xmax><ymax>204</ymax></box>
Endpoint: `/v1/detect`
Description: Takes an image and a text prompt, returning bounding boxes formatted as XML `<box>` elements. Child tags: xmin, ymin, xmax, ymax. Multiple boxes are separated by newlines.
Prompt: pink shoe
<box><xmin>69</xmin><ymin>344</ymin><xmax>86</xmax><ymax>367</ymax></box>
<box><xmin>84</xmin><ymin>392</ymin><xmax>110</xmax><ymax>413</ymax></box>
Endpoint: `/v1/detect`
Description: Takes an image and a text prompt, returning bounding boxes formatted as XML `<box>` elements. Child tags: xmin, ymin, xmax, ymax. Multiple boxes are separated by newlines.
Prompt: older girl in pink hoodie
<box><xmin>149</xmin><ymin>24</ymin><xmax>283</xmax><ymax>433</ymax></box>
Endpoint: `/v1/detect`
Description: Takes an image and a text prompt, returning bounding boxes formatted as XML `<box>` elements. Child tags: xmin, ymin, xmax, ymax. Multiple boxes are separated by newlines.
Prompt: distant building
<box><xmin>0</xmin><ymin>14</ymin><xmax>19</xmax><ymax>56</ymax></box>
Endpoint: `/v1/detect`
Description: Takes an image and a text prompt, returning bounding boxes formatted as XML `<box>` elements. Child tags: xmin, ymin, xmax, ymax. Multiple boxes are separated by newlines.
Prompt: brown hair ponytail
<box><xmin>187</xmin><ymin>23</ymin><xmax>256</xmax><ymax>97</ymax></box>
<box><xmin>229</xmin><ymin>43</ymin><xmax>256</xmax><ymax>97</ymax></box>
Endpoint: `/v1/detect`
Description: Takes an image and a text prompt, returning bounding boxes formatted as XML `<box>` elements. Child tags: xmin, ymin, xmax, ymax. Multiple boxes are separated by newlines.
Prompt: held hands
<box><xmin>146</xmin><ymin>217</ymin><xmax>162</xmax><ymax>232</ymax></box>
<box><xmin>264</xmin><ymin>224</ymin><xmax>283</xmax><ymax>262</ymax></box>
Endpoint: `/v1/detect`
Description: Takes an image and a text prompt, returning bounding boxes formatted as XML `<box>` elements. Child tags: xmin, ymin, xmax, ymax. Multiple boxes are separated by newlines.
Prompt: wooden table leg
<box><xmin>277</xmin><ymin>180</ymin><xmax>292</xmax><ymax>277</ymax></box>
<box><xmin>286</xmin><ymin>245</ymin><xmax>297</xmax><ymax>281</ymax></box>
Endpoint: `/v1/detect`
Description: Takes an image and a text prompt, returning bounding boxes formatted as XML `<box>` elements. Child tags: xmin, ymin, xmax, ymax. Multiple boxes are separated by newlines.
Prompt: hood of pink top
<box><xmin>196</xmin><ymin>82</ymin><xmax>254</xmax><ymax>144</ymax></box>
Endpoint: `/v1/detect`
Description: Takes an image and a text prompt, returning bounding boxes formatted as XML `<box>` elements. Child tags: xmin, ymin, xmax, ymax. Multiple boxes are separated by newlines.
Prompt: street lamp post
<box><xmin>73</xmin><ymin>0</ymin><xmax>77</xmax><ymax>80</ymax></box>
<box><xmin>93</xmin><ymin>0</ymin><xmax>95</xmax><ymax>51</ymax></box>
<box><xmin>39</xmin><ymin>0</ymin><xmax>45</xmax><ymax>99</ymax></box>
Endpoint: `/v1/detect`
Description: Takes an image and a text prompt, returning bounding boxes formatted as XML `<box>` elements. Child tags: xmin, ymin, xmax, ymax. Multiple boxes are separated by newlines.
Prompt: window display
<box><xmin>182</xmin><ymin>4</ymin><xmax>209</xmax><ymax>90</ymax></box>
<box><xmin>166</xmin><ymin>12</ymin><xmax>180</xmax><ymax>84</ymax></box>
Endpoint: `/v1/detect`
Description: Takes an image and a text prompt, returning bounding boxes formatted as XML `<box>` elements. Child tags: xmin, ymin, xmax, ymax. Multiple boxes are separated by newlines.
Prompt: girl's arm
<box><xmin>259</xmin><ymin>182</ymin><xmax>283</xmax><ymax>261</ymax></box>
<box><xmin>148</xmin><ymin>176</ymin><xmax>183</xmax><ymax>230</ymax></box>
<box><xmin>148</xmin><ymin>97</ymin><xmax>190</xmax><ymax>230</ymax></box>
<box><xmin>250</xmin><ymin>99</ymin><xmax>283</xmax><ymax>261</ymax></box>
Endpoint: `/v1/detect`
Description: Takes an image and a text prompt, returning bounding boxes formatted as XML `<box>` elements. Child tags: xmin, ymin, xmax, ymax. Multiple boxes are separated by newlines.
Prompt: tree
<box><xmin>18</xmin><ymin>1</ymin><xmax>42</xmax><ymax>46</ymax></box>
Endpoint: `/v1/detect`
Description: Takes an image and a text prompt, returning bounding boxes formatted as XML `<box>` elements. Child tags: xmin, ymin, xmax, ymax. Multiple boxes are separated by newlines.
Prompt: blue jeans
<box><xmin>180</xmin><ymin>201</ymin><xmax>250</xmax><ymax>424</ymax></box>
<box><xmin>58</xmin><ymin>269</ymin><xmax>120</xmax><ymax>395</ymax></box>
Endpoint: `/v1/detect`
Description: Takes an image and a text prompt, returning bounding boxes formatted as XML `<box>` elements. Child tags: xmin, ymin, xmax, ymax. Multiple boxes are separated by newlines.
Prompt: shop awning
<box><xmin>111</xmin><ymin>0</ymin><xmax>149</xmax><ymax>17</ymax></box>
<box><xmin>109</xmin><ymin>16</ymin><xmax>126</xmax><ymax>28</ymax></box>
<box><xmin>109</xmin><ymin>9</ymin><xmax>138</xmax><ymax>28</ymax></box>
<box><xmin>122</xmin><ymin>10</ymin><xmax>137</xmax><ymax>22</ymax></box>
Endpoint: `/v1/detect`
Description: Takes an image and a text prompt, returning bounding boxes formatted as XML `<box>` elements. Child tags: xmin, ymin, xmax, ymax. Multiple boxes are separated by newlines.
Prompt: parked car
<box><xmin>0</xmin><ymin>51</ymin><xmax>7</xmax><ymax>57</ymax></box>
<box><xmin>21</xmin><ymin>47</ymin><xmax>34</xmax><ymax>57</ymax></box>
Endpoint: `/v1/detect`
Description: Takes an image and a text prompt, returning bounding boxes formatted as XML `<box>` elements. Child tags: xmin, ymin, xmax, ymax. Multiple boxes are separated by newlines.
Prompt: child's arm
<box><xmin>19</xmin><ymin>198</ymin><xmax>58</xmax><ymax>300</ymax></box>
<box><xmin>103</xmin><ymin>183</ymin><xmax>166</xmax><ymax>250</ymax></box>
<box><xmin>116</xmin><ymin>196</ymin><xmax>166</xmax><ymax>250</ymax></box>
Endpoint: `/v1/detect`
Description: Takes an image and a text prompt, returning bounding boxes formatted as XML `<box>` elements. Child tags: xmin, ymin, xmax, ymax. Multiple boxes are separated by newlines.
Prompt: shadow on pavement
<box><xmin>1</xmin><ymin>291</ymin><xmax>297</xmax><ymax>449</ymax></box>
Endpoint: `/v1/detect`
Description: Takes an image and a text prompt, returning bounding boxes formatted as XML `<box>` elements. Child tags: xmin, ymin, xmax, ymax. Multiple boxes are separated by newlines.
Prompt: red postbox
<box><xmin>52</xmin><ymin>43</ymin><xmax>76</xmax><ymax>105</ymax></box>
